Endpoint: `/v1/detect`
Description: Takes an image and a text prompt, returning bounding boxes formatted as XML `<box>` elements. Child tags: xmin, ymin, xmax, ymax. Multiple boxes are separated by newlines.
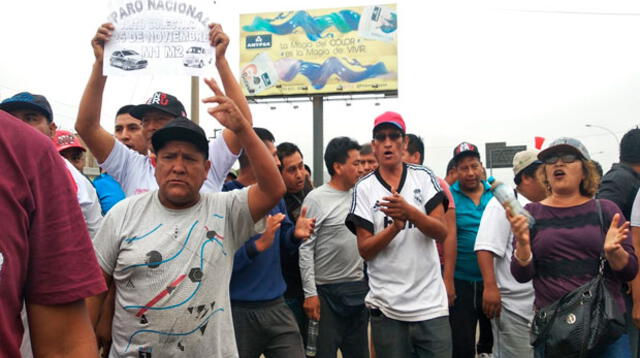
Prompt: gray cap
<box><xmin>538</xmin><ymin>137</ymin><xmax>591</xmax><ymax>161</ymax></box>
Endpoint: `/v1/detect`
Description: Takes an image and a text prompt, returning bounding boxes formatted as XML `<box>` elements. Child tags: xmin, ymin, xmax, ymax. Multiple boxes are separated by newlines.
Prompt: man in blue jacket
<box><xmin>223</xmin><ymin>127</ymin><xmax>316</xmax><ymax>358</ymax></box>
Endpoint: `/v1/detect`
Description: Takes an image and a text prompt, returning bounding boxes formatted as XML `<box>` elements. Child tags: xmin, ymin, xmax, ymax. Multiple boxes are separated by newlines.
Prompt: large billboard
<box><xmin>239</xmin><ymin>4</ymin><xmax>397</xmax><ymax>97</ymax></box>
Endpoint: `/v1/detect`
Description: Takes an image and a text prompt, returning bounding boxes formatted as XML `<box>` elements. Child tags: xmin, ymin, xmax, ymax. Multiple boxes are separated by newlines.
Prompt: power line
<box><xmin>501</xmin><ymin>8</ymin><xmax>640</xmax><ymax>17</ymax></box>
<box><xmin>0</xmin><ymin>83</ymin><xmax>80</xmax><ymax>110</ymax></box>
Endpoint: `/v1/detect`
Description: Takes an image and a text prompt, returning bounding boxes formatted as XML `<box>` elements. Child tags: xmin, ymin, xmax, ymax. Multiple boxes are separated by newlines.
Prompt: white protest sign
<box><xmin>105</xmin><ymin>0</ymin><xmax>214</xmax><ymax>76</ymax></box>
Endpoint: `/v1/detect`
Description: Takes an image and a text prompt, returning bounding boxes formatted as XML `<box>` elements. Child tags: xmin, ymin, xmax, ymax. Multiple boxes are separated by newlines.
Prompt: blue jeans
<box><xmin>534</xmin><ymin>334</ymin><xmax>630</xmax><ymax>358</ymax></box>
<box><xmin>624</xmin><ymin>291</ymin><xmax>640</xmax><ymax>357</ymax></box>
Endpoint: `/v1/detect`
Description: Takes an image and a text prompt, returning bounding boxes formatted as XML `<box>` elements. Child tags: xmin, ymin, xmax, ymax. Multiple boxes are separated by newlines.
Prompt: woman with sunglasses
<box><xmin>508</xmin><ymin>137</ymin><xmax>637</xmax><ymax>357</ymax></box>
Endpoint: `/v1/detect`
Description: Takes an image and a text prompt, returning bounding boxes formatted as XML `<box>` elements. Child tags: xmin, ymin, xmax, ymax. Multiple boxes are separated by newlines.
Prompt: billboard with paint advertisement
<box><xmin>239</xmin><ymin>4</ymin><xmax>398</xmax><ymax>97</ymax></box>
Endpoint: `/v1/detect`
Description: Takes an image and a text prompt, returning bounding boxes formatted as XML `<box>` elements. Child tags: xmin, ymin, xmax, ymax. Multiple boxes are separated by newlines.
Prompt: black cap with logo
<box><xmin>151</xmin><ymin>117</ymin><xmax>209</xmax><ymax>159</ymax></box>
<box><xmin>452</xmin><ymin>142</ymin><xmax>481</xmax><ymax>164</ymax></box>
<box><xmin>130</xmin><ymin>92</ymin><xmax>187</xmax><ymax>120</ymax></box>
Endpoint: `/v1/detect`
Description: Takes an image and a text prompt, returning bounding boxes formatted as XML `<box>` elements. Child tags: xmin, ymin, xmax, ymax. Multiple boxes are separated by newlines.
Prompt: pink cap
<box><xmin>373</xmin><ymin>111</ymin><xmax>406</xmax><ymax>133</ymax></box>
<box><xmin>53</xmin><ymin>130</ymin><xmax>85</xmax><ymax>153</ymax></box>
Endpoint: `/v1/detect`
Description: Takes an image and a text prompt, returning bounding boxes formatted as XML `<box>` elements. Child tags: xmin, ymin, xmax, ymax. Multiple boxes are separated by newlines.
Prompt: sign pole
<box><xmin>312</xmin><ymin>95</ymin><xmax>324</xmax><ymax>187</ymax></box>
<box><xmin>191</xmin><ymin>76</ymin><xmax>199</xmax><ymax>125</ymax></box>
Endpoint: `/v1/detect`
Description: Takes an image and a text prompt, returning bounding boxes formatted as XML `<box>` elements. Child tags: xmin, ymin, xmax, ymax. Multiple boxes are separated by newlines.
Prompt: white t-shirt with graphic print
<box><xmin>94</xmin><ymin>189</ymin><xmax>264</xmax><ymax>358</ymax></box>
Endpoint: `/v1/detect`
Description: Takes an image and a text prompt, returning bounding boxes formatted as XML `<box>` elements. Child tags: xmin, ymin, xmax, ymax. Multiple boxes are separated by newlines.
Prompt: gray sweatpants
<box><xmin>490</xmin><ymin>308</ymin><xmax>533</xmax><ymax>358</ymax></box>
<box><xmin>231</xmin><ymin>297</ymin><xmax>304</xmax><ymax>358</ymax></box>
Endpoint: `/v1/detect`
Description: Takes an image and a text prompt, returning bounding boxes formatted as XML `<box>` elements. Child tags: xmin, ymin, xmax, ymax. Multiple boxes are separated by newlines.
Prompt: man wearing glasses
<box><xmin>346</xmin><ymin>112</ymin><xmax>451</xmax><ymax>357</ymax></box>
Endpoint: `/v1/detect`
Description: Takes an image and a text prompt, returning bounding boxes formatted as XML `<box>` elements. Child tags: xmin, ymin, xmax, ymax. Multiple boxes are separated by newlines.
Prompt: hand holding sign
<box><xmin>209</xmin><ymin>23</ymin><xmax>229</xmax><ymax>62</ymax></box>
<box><xmin>93</xmin><ymin>23</ymin><xmax>114</xmax><ymax>62</ymax></box>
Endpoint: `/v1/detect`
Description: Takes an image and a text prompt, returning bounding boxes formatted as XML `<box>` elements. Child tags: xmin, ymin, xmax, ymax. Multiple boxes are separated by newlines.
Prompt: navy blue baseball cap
<box><xmin>152</xmin><ymin>117</ymin><xmax>209</xmax><ymax>159</ymax></box>
<box><xmin>0</xmin><ymin>92</ymin><xmax>54</xmax><ymax>122</ymax></box>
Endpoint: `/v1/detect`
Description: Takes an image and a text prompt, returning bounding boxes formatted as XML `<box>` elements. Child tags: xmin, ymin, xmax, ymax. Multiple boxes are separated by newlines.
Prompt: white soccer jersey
<box><xmin>346</xmin><ymin>163</ymin><xmax>449</xmax><ymax>322</ymax></box>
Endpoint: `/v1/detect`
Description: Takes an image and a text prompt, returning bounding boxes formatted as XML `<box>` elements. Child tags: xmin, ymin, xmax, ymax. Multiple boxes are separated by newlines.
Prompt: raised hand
<box><xmin>208</xmin><ymin>23</ymin><xmax>229</xmax><ymax>61</ymax></box>
<box><xmin>604</xmin><ymin>213</ymin><xmax>630</xmax><ymax>255</ymax></box>
<box><xmin>294</xmin><ymin>207</ymin><xmax>316</xmax><ymax>240</ymax></box>
<box><xmin>507</xmin><ymin>211</ymin><xmax>530</xmax><ymax>248</ymax></box>
<box><xmin>92</xmin><ymin>23</ymin><xmax>114</xmax><ymax>62</ymax></box>
<box><xmin>255</xmin><ymin>213</ymin><xmax>285</xmax><ymax>252</ymax></box>
<box><xmin>202</xmin><ymin>77</ymin><xmax>250</xmax><ymax>133</ymax></box>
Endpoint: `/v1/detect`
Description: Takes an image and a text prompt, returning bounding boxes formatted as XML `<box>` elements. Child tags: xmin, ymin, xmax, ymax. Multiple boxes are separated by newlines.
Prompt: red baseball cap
<box><xmin>373</xmin><ymin>111</ymin><xmax>406</xmax><ymax>134</ymax></box>
<box><xmin>53</xmin><ymin>130</ymin><xmax>86</xmax><ymax>153</ymax></box>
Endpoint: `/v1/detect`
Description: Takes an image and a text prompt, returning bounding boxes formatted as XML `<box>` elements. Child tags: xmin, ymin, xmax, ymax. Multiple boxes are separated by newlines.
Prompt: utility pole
<box><xmin>191</xmin><ymin>76</ymin><xmax>199</xmax><ymax>124</ymax></box>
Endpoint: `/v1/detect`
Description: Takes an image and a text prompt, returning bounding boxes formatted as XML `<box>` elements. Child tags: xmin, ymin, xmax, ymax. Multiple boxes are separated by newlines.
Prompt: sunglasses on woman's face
<box><xmin>542</xmin><ymin>153</ymin><xmax>578</xmax><ymax>165</ymax></box>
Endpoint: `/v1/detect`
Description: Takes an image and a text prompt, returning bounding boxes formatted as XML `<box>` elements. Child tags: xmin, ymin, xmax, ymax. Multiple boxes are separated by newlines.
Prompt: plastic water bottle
<box><xmin>305</xmin><ymin>319</ymin><xmax>320</xmax><ymax>357</ymax></box>
<box><xmin>487</xmin><ymin>176</ymin><xmax>535</xmax><ymax>228</ymax></box>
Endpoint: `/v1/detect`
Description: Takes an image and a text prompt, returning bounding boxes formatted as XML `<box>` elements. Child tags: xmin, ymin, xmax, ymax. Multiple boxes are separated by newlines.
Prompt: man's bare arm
<box><xmin>75</xmin><ymin>23</ymin><xmax>116</xmax><ymax>164</ymax></box>
<box><xmin>409</xmin><ymin>204</ymin><xmax>447</xmax><ymax>242</ymax></box>
<box><xmin>380</xmin><ymin>192</ymin><xmax>447</xmax><ymax>242</ymax></box>
<box><xmin>477</xmin><ymin>250</ymin><xmax>501</xmax><ymax>318</ymax></box>
<box><xmin>209</xmin><ymin>23</ymin><xmax>252</xmax><ymax>155</ymax></box>
<box><xmin>202</xmin><ymin>79</ymin><xmax>285</xmax><ymax>221</ymax></box>
<box><xmin>27</xmin><ymin>300</ymin><xmax>99</xmax><ymax>358</ymax></box>
<box><xmin>356</xmin><ymin>223</ymin><xmax>403</xmax><ymax>261</ymax></box>
<box><xmin>86</xmin><ymin>270</ymin><xmax>112</xmax><ymax>327</ymax></box>
<box><xmin>443</xmin><ymin>208</ymin><xmax>457</xmax><ymax>305</ymax></box>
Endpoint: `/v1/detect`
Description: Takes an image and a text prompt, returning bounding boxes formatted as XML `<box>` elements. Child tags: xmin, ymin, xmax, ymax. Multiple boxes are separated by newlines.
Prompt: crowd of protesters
<box><xmin>2</xmin><ymin>20</ymin><xmax>640</xmax><ymax>358</ymax></box>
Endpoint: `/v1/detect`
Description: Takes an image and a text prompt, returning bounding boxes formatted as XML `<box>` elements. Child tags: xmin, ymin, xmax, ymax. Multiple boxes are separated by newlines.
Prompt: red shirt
<box><xmin>0</xmin><ymin>111</ymin><xmax>106</xmax><ymax>357</ymax></box>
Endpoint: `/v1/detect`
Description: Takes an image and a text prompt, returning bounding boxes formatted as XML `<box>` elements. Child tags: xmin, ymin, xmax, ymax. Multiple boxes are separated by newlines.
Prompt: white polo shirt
<box><xmin>474</xmin><ymin>194</ymin><xmax>535</xmax><ymax>321</ymax></box>
<box><xmin>346</xmin><ymin>163</ymin><xmax>448</xmax><ymax>322</ymax></box>
<box><xmin>632</xmin><ymin>189</ymin><xmax>640</xmax><ymax>227</ymax></box>
<box><xmin>64</xmin><ymin>159</ymin><xmax>103</xmax><ymax>239</ymax></box>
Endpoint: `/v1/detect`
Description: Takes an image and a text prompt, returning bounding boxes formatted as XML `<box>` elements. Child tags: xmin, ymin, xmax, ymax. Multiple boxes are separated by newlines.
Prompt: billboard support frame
<box><xmin>247</xmin><ymin>91</ymin><xmax>397</xmax><ymax>187</ymax></box>
<box><xmin>312</xmin><ymin>95</ymin><xmax>324</xmax><ymax>187</ymax></box>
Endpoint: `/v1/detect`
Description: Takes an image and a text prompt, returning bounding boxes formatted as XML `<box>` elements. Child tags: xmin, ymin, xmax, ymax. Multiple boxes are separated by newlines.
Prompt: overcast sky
<box><xmin>2</xmin><ymin>0</ymin><xmax>639</xmax><ymax>183</ymax></box>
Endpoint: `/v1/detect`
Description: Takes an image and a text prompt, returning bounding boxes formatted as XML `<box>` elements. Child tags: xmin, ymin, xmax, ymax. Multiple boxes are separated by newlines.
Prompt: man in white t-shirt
<box><xmin>87</xmin><ymin>79</ymin><xmax>286</xmax><ymax>357</ymax></box>
<box><xmin>345</xmin><ymin>112</ymin><xmax>451</xmax><ymax>357</ymax></box>
<box><xmin>76</xmin><ymin>23</ymin><xmax>248</xmax><ymax>196</ymax></box>
<box><xmin>474</xmin><ymin>150</ymin><xmax>547</xmax><ymax>358</ymax></box>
